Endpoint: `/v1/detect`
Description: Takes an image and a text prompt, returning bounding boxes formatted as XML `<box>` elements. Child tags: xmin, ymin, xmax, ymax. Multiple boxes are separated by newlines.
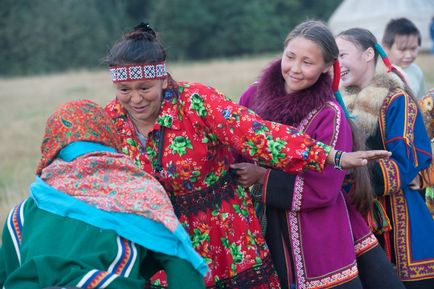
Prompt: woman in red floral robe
<box><xmin>104</xmin><ymin>23</ymin><xmax>389</xmax><ymax>289</ymax></box>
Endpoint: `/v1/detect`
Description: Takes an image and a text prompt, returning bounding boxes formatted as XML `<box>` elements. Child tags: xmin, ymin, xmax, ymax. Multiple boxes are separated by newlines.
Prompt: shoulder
<box><xmin>104</xmin><ymin>98</ymin><xmax>123</xmax><ymax>118</ymax></box>
<box><xmin>385</xmin><ymin>87</ymin><xmax>418</xmax><ymax>114</ymax></box>
<box><xmin>3</xmin><ymin>199</ymin><xmax>29</xmax><ymax>239</ymax></box>
<box><xmin>303</xmin><ymin>101</ymin><xmax>351</xmax><ymax>147</ymax></box>
<box><xmin>239</xmin><ymin>82</ymin><xmax>259</xmax><ymax>107</ymax></box>
<box><xmin>178</xmin><ymin>81</ymin><xmax>222</xmax><ymax>95</ymax></box>
<box><xmin>404</xmin><ymin>63</ymin><xmax>424</xmax><ymax>78</ymax></box>
<box><xmin>305</xmin><ymin>101</ymin><xmax>347</xmax><ymax>129</ymax></box>
<box><xmin>177</xmin><ymin>81</ymin><xmax>231</xmax><ymax>103</ymax></box>
<box><xmin>313</xmin><ymin>101</ymin><xmax>345</xmax><ymax>120</ymax></box>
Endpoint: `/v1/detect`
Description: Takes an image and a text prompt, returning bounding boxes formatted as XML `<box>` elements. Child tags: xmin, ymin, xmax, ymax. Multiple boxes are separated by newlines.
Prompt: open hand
<box><xmin>328</xmin><ymin>149</ymin><xmax>391</xmax><ymax>169</ymax></box>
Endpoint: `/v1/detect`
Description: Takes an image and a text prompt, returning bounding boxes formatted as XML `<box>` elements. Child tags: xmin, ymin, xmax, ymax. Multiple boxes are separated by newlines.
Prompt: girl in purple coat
<box><xmin>232</xmin><ymin>20</ymin><xmax>404</xmax><ymax>289</ymax></box>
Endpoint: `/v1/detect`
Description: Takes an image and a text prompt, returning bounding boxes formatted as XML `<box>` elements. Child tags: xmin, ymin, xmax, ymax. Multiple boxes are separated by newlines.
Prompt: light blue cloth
<box><xmin>402</xmin><ymin>63</ymin><xmax>425</xmax><ymax>99</ymax></box>
<box><xmin>30</xmin><ymin>177</ymin><xmax>208</xmax><ymax>276</ymax></box>
<box><xmin>35</xmin><ymin>141</ymin><xmax>208</xmax><ymax>276</ymax></box>
<box><xmin>58</xmin><ymin>141</ymin><xmax>116</xmax><ymax>161</ymax></box>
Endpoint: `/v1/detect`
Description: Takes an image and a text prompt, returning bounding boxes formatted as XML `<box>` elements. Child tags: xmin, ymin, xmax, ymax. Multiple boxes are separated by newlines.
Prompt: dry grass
<box><xmin>0</xmin><ymin>53</ymin><xmax>433</xmax><ymax>228</ymax></box>
<box><xmin>0</xmin><ymin>55</ymin><xmax>272</xmax><ymax>226</ymax></box>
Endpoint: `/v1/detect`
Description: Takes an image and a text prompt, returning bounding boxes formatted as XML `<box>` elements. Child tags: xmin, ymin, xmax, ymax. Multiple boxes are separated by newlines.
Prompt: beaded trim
<box><xmin>110</xmin><ymin>62</ymin><xmax>167</xmax><ymax>83</ymax></box>
<box><xmin>169</xmin><ymin>173</ymin><xmax>236</xmax><ymax>216</ymax></box>
<box><xmin>146</xmin><ymin>253</ymin><xmax>277</xmax><ymax>289</ymax></box>
<box><xmin>334</xmin><ymin>150</ymin><xmax>345</xmax><ymax>171</ymax></box>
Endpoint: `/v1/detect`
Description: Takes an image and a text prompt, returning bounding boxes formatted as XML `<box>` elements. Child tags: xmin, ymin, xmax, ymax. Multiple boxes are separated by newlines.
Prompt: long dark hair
<box><xmin>284</xmin><ymin>21</ymin><xmax>373</xmax><ymax>215</ymax></box>
<box><xmin>336</xmin><ymin>28</ymin><xmax>428</xmax><ymax>215</ymax></box>
<box><xmin>348</xmin><ymin>119</ymin><xmax>373</xmax><ymax>215</ymax></box>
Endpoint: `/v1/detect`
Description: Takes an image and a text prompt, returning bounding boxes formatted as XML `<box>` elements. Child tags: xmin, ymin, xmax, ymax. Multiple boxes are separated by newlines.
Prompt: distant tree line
<box><xmin>0</xmin><ymin>0</ymin><xmax>342</xmax><ymax>76</ymax></box>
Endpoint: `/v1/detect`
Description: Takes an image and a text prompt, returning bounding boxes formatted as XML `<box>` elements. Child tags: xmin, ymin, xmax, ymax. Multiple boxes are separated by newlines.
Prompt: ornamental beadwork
<box><xmin>110</xmin><ymin>62</ymin><xmax>167</xmax><ymax>83</ymax></box>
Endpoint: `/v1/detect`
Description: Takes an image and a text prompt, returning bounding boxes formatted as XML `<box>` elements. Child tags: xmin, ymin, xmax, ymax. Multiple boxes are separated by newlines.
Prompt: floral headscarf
<box><xmin>36</xmin><ymin>99</ymin><xmax>181</xmax><ymax>230</ymax></box>
<box><xmin>36</xmin><ymin>99</ymin><xmax>122</xmax><ymax>175</ymax></box>
<box><xmin>32</xmin><ymin>100</ymin><xmax>208</xmax><ymax>275</ymax></box>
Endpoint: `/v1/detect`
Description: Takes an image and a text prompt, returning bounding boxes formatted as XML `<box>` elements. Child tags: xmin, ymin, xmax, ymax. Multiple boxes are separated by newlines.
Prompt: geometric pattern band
<box><xmin>110</xmin><ymin>62</ymin><xmax>167</xmax><ymax>83</ymax></box>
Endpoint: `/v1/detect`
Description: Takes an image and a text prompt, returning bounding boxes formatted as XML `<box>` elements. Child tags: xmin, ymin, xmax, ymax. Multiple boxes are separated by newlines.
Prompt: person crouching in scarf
<box><xmin>0</xmin><ymin>99</ymin><xmax>207</xmax><ymax>289</ymax></box>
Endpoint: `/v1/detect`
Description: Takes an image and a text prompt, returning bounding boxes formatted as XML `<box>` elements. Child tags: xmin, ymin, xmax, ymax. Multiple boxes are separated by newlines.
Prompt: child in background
<box><xmin>382</xmin><ymin>17</ymin><xmax>426</xmax><ymax>99</ymax></box>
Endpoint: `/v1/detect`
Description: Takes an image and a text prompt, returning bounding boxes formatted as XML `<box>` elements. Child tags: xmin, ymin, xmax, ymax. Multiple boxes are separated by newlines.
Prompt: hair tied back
<box><xmin>374</xmin><ymin>42</ymin><xmax>407</xmax><ymax>83</ymax></box>
<box><xmin>125</xmin><ymin>22</ymin><xmax>157</xmax><ymax>41</ymax></box>
<box><xmin>134</xmin><ymin>22</ymin><xmax>157</xmax><ymax>37</ymax></box>
<box><xmin>333</xmin><ymin>60</ymin><xmax>352</xmax><ymax>119</ymax></box>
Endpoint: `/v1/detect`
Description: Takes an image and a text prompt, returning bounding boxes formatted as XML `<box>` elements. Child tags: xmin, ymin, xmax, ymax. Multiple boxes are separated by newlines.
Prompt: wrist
<box><xmin>327</xmin><ymin>148</ymin><xmax>336</xmax><ymax>165</ymax></box>
<box><xmin>257</xmin><ymin>167</ymin><xmax>267</xmax><ymax>185</ymax></box>
<box><xmin>334</xmin><ymin>150</ymin><xmax>345</xmax><ymax>170</ymax></box>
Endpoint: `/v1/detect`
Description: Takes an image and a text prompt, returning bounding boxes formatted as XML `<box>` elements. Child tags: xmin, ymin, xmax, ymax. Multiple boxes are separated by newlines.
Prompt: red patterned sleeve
<box><xmin>183</xmin><ymin>83</ymin><xmax>331</xmax><ymax>173</ymax></box>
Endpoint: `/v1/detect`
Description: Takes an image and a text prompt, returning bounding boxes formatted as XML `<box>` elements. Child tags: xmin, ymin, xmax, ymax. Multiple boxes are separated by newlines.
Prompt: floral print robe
<box><xmin>105</xmin><ymin>81</ymin><xmax>330</xmax><ymax>288</ymax></box>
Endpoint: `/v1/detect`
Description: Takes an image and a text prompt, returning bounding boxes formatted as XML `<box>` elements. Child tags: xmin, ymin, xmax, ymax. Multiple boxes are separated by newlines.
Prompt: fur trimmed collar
<box><xmin>249</xmin><ymin>58</ymin><xmax>334</xmax><ymax>126</ymax></box>
<box><xmin>343</xmin><ymin>73</ymin><xmax>405</xmax><ymax>137</ymax></box>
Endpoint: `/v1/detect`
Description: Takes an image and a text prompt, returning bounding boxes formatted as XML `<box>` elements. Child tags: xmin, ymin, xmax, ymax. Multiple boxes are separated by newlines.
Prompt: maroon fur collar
<box><xmin>250</xmin><ymin>58</ymin><xmax>334</xmax><ymax>126</ymax></box>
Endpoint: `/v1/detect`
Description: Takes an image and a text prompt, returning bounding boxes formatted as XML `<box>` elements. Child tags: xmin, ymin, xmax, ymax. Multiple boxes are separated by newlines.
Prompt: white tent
<box><xmin>328</xmin><ymin>0</ymin><xmax>434</xmax><ymax>51</ymax></box>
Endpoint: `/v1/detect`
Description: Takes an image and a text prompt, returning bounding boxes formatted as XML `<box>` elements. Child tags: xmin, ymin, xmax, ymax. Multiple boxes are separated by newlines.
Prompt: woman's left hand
<box><xmin>328</xmin><ymin>149</ymin><xmax>391</xmax><ymax>169</ymax></box>
<box><xmin>230</xmin><ymin>163</ymin><xmax>267</xmax><ymax>187</ymax></box>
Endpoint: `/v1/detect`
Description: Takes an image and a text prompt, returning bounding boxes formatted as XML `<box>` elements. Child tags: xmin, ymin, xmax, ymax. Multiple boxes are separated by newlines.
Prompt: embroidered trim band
<box><xmin>110</xmin><ymin>62</ymin><xmax>167</xmax><ymax>83</ymax></box>
<box><xmin>169</xmin><ymin>173</ymin><xmax>236</xmax><ymax>216</ymax></box>
<box><xmin>147</xmin><ymin>253</ymin><xmax>276</xmax><ymax>289</ymax></box>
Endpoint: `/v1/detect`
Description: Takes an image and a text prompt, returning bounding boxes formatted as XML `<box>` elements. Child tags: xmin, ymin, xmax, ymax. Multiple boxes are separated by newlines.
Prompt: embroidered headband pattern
<box><xmin>110</xmin><ymin>62</ymin><xmax>167</xmax><ymax>83</ymax></box>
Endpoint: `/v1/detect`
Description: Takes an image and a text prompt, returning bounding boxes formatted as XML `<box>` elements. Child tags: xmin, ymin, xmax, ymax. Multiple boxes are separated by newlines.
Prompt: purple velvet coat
<box><xmin>239</xmin><ymin>59</ymin><xmax>378</xmax><ymax>289</ymax></box>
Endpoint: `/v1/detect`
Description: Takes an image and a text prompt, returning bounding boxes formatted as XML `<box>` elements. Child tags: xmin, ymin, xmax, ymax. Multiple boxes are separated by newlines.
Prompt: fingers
<box><xmin>230</xmin><ymin>163</ymin><xmax>245</xmax><ymax>170</ymax></box>
<box><xmin>362</xmin><ymin>150</ymin><xmax>391</xmax><ymax>160</ymax></box>
<box><xmin>339</xmin><ymin>150</ymin><xmax>392</xmax><ymax>170</ymax></box>
<box><xmin>230</xmin><ymin>162</ymin><xmax>255</xmax><ymax>168</ymax></box>
<box><xmin>235</xmin><ymin>174</ymin><xmax>253</xmax><ymax>187</ymax></box>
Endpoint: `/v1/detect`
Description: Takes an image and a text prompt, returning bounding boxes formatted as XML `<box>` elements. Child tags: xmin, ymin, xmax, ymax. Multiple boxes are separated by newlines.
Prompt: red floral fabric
<box><xmin>105</xmin><ymin>81</ymin><xmax>330</xmax><ymax>288</ymax></box>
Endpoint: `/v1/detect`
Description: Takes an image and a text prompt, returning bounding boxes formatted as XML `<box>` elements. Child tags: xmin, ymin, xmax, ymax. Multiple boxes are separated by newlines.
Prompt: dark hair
<box><xmin>337</xmin><ymin>28</ymin><xmax>380</xmax><ymax>65</ymax></box>
<box><xmin>284</xmin><ymin>20</ymin><xmax>338</xmax><ymax>65</ymax></box>
<box><xmin>347</xmin><ymin>119</ymin><xmax>373</xmax><ymax>216</ymax></box>
<box><xmin>338</xmin><ymin>27</ymin><xmax>418</xmax><ymax>101</ymax></box>
<box><xmin>105</xmin><ymin>23</ymin><xmax>166</xmax><ymax>66</ymax></box>
<box><xmin>335</xmin><ymin>28</ymin><xmax>380</xmax><ymax>214</ymax></box>
<box><xmin>382</xmin><ymin>17</ymin><xmax>421</xmax><ymax>48</ymax></box>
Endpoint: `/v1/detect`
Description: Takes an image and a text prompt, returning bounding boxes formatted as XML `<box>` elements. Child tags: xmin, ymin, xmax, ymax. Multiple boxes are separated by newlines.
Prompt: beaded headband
<box><xmin>110</xmin><ymin>62</ymin><xmax>167</xmax><ymax>83</ymax></box>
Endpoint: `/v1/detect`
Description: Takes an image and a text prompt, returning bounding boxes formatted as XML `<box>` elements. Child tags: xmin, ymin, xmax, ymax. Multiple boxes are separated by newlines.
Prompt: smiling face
<box><xmin>281</xmin><ymin>36</ymin><xmax>332</xmax><ymax>94</ymax></box>
<box><xmin>115</xmin><ymin>78</ymin><xmax>168</xmax><ymax>126</ymax></box>
<box><xmin>336</xmin><ymin>37</ymin><xmax>375</xmax><ymax>89</ymax></box>
<box><xmin>385</xmin><ymin>34</ymin><xmax>419</xmax><ymax>68</ymax></box>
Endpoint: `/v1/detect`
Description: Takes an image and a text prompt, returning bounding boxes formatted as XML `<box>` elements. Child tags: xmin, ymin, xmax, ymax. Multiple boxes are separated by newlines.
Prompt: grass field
<box><xmin>0</xmin><ymin>53</ymin><xmax>433</xmax><ymax>226</ymax></box>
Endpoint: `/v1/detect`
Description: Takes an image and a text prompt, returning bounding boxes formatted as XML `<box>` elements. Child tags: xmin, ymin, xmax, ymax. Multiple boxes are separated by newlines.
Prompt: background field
<box><xmin>1</xmin><ymin>53</ymin><xmax>433</xmax><ymax>226</ymax></box>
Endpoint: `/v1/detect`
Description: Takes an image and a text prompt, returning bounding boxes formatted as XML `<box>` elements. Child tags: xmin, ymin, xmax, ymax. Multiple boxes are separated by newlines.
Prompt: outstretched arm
<box><xmin>328</xmin><ymin>148</ymin><xmax>391</xmax><ymax>170</ymax></box>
